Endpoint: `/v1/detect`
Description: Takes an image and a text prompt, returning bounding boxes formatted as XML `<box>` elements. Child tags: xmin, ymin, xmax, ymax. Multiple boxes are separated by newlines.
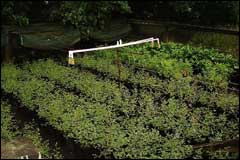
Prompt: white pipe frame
<box><xmin>68</xmin><ymin>37</ymin><xmax>160</xmax><ymax>59</ymax></box>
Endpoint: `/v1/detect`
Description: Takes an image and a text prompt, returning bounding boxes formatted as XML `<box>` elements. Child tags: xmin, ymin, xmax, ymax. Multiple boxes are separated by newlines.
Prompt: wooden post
<box><xmin>116</xmin><ymin>49</ymin><xmax>121</xmax><ymax>88</ymax></box>
<box><xmin>4</xmin><ymin>31</ymin><xmax>13</xmax><ymax>63</ymax></box>
<box><xmin>68</xmin><ymin>51</ymin><xmax>75</xmax><ymax>65</ymax></box>
<box><xmin>157</xmin><ymin>39</ymin><xmax>160</xmax><ymax>48</ymax></box>
<box><xmin>141</xmin><ymin>45</ymin><xmax>144</xmax><ymax>54</ymax></box>
<box><xmin>166</xmin><ymin>26</ymin><xmax>169</xmax><ymax>42</ymax></box>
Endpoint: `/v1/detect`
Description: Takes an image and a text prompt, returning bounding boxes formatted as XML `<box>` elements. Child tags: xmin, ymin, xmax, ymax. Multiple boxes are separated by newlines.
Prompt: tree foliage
<box><xmin>129</xmin><ymin>1</ymin><xmax>239</xmax><ymax>26</ymax></box>
<box><xmin>1</xmin><ymin>1</ymin><xmax>238</xmax><ymax>29</ymax></box>
<box><xmin>2</xmin><ymin>1</ymin><xmax>131</xmax><ymax>39</ymax></box>
<box><xmin>49</xmin><ymin>1</ymin><xmax>131</xmax><ymax>38</ymax></box>
<box><xmin>1</xmin><ymin>1</ymin><xmax>32</xmax><ymax>26</ymax></box>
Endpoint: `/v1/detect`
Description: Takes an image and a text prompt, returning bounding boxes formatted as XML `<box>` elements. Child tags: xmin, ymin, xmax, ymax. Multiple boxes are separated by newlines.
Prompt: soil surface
<box><xmin>1</xmin><ymin>137</ymin><xmax>39</xmax><ymax>159</ymax></box>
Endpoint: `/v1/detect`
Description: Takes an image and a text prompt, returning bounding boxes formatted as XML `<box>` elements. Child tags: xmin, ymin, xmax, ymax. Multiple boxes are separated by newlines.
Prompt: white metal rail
<box><xmin>68</xmin><ymin>37</ymin><xmax>160</xmax><ymax>64</ymax></box>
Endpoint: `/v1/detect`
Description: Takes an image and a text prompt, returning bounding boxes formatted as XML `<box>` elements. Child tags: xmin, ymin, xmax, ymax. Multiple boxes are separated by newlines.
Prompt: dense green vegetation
<box><xmin>1</xmin><ymin>1</ymin><xmax>239</xmax><ymax>159</ymax></box>
<box><xmin>1</xmin><ymin>42</ymin><xmax>239</xmax><ymax>159</ymax></box>
<box><xmin>1</xmin><ymin>100</ymin><xmax>17</xmax><ymax>140</ymax></box>
<box><xmin>76</xmin><ymin>42</ymin><xmax>238</xmax><ymax>90</ymax></box>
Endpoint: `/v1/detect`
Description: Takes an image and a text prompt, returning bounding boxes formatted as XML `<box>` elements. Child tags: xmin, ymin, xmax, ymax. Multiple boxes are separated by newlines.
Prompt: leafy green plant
<box><xmin>1</xmin><ymin>100</ymin><xmax>18</xmax><ymax>140</ymax></box>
